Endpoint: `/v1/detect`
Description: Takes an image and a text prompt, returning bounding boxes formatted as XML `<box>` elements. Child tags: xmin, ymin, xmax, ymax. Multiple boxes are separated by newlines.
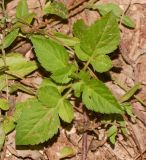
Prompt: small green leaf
<box><xmin>59</xmin><ymin>146</ymin><xmax>75</xmax><ymax>159</ymax></box>
<box><xmin>51</xmin><ymin>64</ymin><xmax>77</xmax><ymax>84</ymax></box>
<box><xmin>43</xmin><ymin>1</ymin><xmax>68</xmax><ymax>19</ymax></box>
<box><xmin>37</xmin><ymin>86</ymin><xmax>61</xmax><ymax>107</ymax></box>
<box><xmin>122</xmin><ymin>103</ymin><xmax>134</xmax><ymax>117</ymax></box>
<box><xmin>0</xmin><ymin>124</ymin><xmax>5</xmax><ymax>151</ymax></box>
<box><xmin>80</xmin><ymin>12</ymin><xmax>120</xmax><ymax>56</ymax></box>
<box><xmin>93</xmin><ymin>3</ymin><xmax>122</xmax><ymax>17</ymax></box>
<box><xmin>91</xmin><ymin>54</ymin><xmax>112</xmax><ymax>72</ymax></box>
<box><xmin>73</xmin><ymin>19</ymin><xmax>89</xmax><ymax>39</ymax></box>
<box><xmin>30</xmin><ymin>35</ymin><xmax>69</xmax><ymax>72</ymax></box>
<box><xmin>91</xmin><ymin>3</ymin><xmax>135</xmax><ymax>28</ymax></box>
<box><xmin>9</xmin><ymin>82</ymin><xmax>35</xmax><ymax>95</ymax></box>
<box><xmin>72</xmin><ymin>81</ymin><xmax>84</xmax><ymax>98</ymax></box>
<box><xmin>120</xmin><ymin>83</ymin><xmax>141</xmax><ymax>103</ymax></box>
<box><xmin>2</xmin><ymin>116</ymin><xmax>15</xmax><ymax>134</ymax></box>
<box><xmin>74</xmin><ymin>44</ymin><xmax>89</xmax><ymax>61</ymax></box>
<box><xmin>58</xmin><ymin>100</ymin><xmax>74</xmax><ymax>123</ymax></box>
<box><xmin>16</xmin><ymin>0</ymin><xmax>29</xmax><ymax>18</ymax></box>
<box><xmin>107</xmin><ymin>125</ymin><xmax>117</xmax><ymax>144</ymax></box>
<box><xmin>54</xmin><ymin>32</ymin><xmax>80</xmax><ymax>47</ymax></box>
<box><xmin>0</xmin><ymin>99</ymin><xmax>9</xmax><ymax>110</ymax></box>
<box><xmin>2</xmin><ymin>29</ymin><xmax>19</xmax><ymax>49</ymax></box>
<box><xmin>0</xmin><ymin>53</ymin><xmax>37</xmax><ymax>78</ymax></box>
<box><xmin>82</xmin><ymin>79</ymin><xmax>123</xmax><ymax>114</ymax></box>
<box><xmin>122</xmin><ymin>15</ymin><xmax>135</xmax><ymax>28</ymax></box>
<box><xmin>16</xmin><ymin>99</ymin><xmax>60</xmax><ymax>145</ymax></box>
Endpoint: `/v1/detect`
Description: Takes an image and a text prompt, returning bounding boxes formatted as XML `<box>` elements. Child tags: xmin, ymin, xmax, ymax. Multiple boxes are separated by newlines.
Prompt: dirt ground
<box><xmin>1</xmin><ymin>0</ymin><xmax>146</xmax><ymax>160</ymax></box>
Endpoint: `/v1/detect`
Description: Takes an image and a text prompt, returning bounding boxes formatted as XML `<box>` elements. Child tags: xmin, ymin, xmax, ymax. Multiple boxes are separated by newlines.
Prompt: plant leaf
<box><xmin>2</xmin><ymin>29</ymin><xmax>19</xmax><ymax>49</ymax></box>
<box><xmin>120</xmin><ymin>83</ymin><xmax>141</xmax><ymax>103</ymax></box>
<box><xmin>30</xmin><ymin>35</ymin><xmax>69</xmax><ymax>72</ymax></box>
<box><xmin>73</xmin><ymin>19</ymin><xmax>89</xmax><ymax>39</ymax></box>
<box><xmin>58</xmin><ymin>99</ymin><xmax>74</xmax><ymax>123</ymax></box>
<box><xmin>51</xmin><ymin>64</ymin><xmax>77</xmax><ymax>84</ymax></box>
<box><xmin>2</xmin><ymin>116</ymin><xmax>15</xmax><ymax>134</ymax></box>
<box><xmin>80</xmin><ymin>12</ymin><xmax>120</xmax><ymax>56</ymax></box>
<box><xmin>0</xmin><ymin>53</ymin><xmax>38</xmax><ymax>78</ymax></box>
<box><xmin>91</xmin><ymin>3</ymin><xmax>135</xmax><ymax>28</ymax></box>
<box><xmin>107</xmin><ymin>125</ymin><xmax>117</xmax><ymax>144</ymax></box>
<box><xmin>82</xmin><ymin>79</ymin><xmax>123</xmax><ymax>114</ymax></box>
<box><xmin>59</xmin><ymin>146</ymin><xmax>75</xmax><ymax>159</ymax></box>
<box><xmin>16</xmin><ymin>0</ymin><xmax>29</xmax><ymax>18</ymax></box>
<box><xmin>54</xmin><ymin>32</ymin><xmax>80</xmax><ymax>47</ymax></box>
<box><xmin>91</xmin><ymin>54</ymin><xmax>112</xmax><ymax>72</ymax></box>
<box><xmin>16</xmin><ymin>99</ymin><xmax>60</xmax><ymax>145</ymax></box>
<box><xmin>37</xmin><ymin>86</ymin><xmax>74</xmax><ymax>123</ymax></box>
<box><xmin>0</xmin><ymin>99</ymin><xmax>9</xmax><ymax>110</ymax></box>
<box><xmin>43</xmin><ymin>1</ymin><xmax>68</xmax><ymax>19</ymax></box>
<box><xmin>0</xmin><ymin>124</ymin><xmax>5</xmax><ymax>151</ymax></box>
<box><xmin>122</xmin><ymin>15</ymin><xmax>135</xmax><ymax>28</ymax></box>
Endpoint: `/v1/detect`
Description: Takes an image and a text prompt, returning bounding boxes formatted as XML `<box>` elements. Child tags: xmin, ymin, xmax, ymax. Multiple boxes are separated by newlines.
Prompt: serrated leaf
<box><xmin>91</xmin><ymin>54</ymin><xmax>112</xmax><ymax>72</ymax></box>
<box><xmin>120</xmin><ymin>83</ymin><xmax>141</xmax><ymax>103</ymax></box>
<box><xmin>107</xmin><ymin>125</ymin><xmax>117</xmax><ymax>144</ymax></box>
<box><xmin>0</xmin><ymin>124</ymin><xmax>5</xmax><ymax>150</ymax></box>
<box><xmin>0</xmin><ymin>53</ymin><xmax>37</xmax><ymax>78</ymax></box>
<box><xmin>51</xmin><ymin>64</ymin><xmax>77</xmax><ymax>84</ymax></box>
<box><xmin>82</xmin><ymin>79</ymin><xmax>123</xmax><ymax>114</ymax></box>
<box><xmin>73</xmin><ymin>19</ymin><xmax>89</xmax><ymax>39</ymax></box>
<box><xmin>16</xmin><ymin>99</ymin><xmax>60</xmax><ymax>145</ymax></box>
<box><xmin>54</xmin><ymin>32</ymin><xmax>80</xmax><ymax>47</ymax></box>
<box><xmin>2</xmin><ymin>116</ymin><xmax>15</xmax><ymax>134</ymax></box>
<box><xmin>92</xmin><ymin>3</ymin><xmax>135</xmax><ymax>28</ymax></box>
<box><xmin>43</xmin><ymin>1</ymin><xmax>68</xmax><ymax>19</ymax></box>
<box><xmin>0</xmin><ymin>99</ymin><xmax>9</xmax><ymax>110</ymax></box>
<box><xmin>80</xmin><ymin>12</ymin><xmax>120</xmax><ymax>56</ymax></box>
<box><xmin>58</xmin><ymin>99</ymin><xmax>74</xmax><ymax>123</ymax></box>
<box><xmin>59</xmin><ymin>146</ymin><xmax>75</xmax><ymax>159</ymax></box>
<box><xmin>2</xmin><ymin>29</ymin><xmax>19</xmax><ymax>49</ymax></box>
<box><xmin>37</xmin><ymin>86</ymin><xmax>74</xmax><ymax>123</ymax></box>
<box><xmin>122</xmin><ymin>15</ymin><xmax>135</xmax><ymax>28</ymax></box>
<box><xmin>16</xmin><ymin>0</ymin><xmax>29</xmax><ymax>18</ymax></box>
<box><xmin>30</xmin><ymin>35</ymin><xmax>69</xmax><ymax>72</ymax></box>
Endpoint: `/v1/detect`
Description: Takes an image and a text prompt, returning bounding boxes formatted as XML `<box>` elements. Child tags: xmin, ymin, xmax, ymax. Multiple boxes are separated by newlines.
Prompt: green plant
<box><xmin>0</xmin><ymin>0</ymin><xmax>137</xmax><ymax>149</ymax></box>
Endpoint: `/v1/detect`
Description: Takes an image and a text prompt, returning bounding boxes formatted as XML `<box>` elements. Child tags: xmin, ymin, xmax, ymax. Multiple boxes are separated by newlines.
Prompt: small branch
<box><xmin>81</xmin><ymin>105</ymin><xmax>88</xmax><ymax>160</ymax></box>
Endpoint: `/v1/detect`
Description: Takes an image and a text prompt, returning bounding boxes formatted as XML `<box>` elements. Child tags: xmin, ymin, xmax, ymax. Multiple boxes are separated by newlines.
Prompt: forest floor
<box><xmin>1</xmin><ymin>0</ymin><xmax>146</xmax><ymax>160</ymax></box>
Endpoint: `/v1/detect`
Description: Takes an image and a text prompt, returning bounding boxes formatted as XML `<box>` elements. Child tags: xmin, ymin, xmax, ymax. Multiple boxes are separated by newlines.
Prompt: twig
<box><xmin>81</xmin><ymin>105</ymin><xmax>88</xmax><ymax>160</ymax></box>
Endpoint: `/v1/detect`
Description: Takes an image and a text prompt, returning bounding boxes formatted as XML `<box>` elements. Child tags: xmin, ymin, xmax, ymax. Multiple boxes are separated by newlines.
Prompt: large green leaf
<box><xmin>0</xmin><ymin>99</ymin><xmax>9</xmax><ymax>110</ymax></box>
<box><xmin>2</xmin><ymin>29</ymin><xmax>19</xmax><ymax>49</ymax></box>
<box><xmin>80</xmin><ymin>12</ymin><xmax>120</xmax><ymax>56</ymax></box>
<box><xmin>16</xmin><ymin>0</ymin><xmax>29</xmax><ymax>18</ymax></box>
<box><xmin>43</xmin><ymin>1</ymin><xmax>68</xmax><ymax>19</ymax></box>
<box><xmin>0</xmin><ymin>124</ymin><xmax>5</xmax><ymax>151</ymax></box>
<box><xmin>16</xmin><ymin>99</ymin><xmax>60</xmax><ymax>145</ymax></box>
<box><xmin>0</xmin><ymin>53</ymin><xmax>37</xmax><ymax>78</ymax></box>
<box><xmin>37</xmin><ymin>86</ymin><xmax>74</xmax><ymax>123</ymax></box>
<box><xmin>82</xmin><ymin>79</ymin><xmax>123</xmax><ymax>114</ymax></box>
<box><xmin>30</xmin><ymin>35</ymin><xmax>69</xmax><ymax>72</ymax></box>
